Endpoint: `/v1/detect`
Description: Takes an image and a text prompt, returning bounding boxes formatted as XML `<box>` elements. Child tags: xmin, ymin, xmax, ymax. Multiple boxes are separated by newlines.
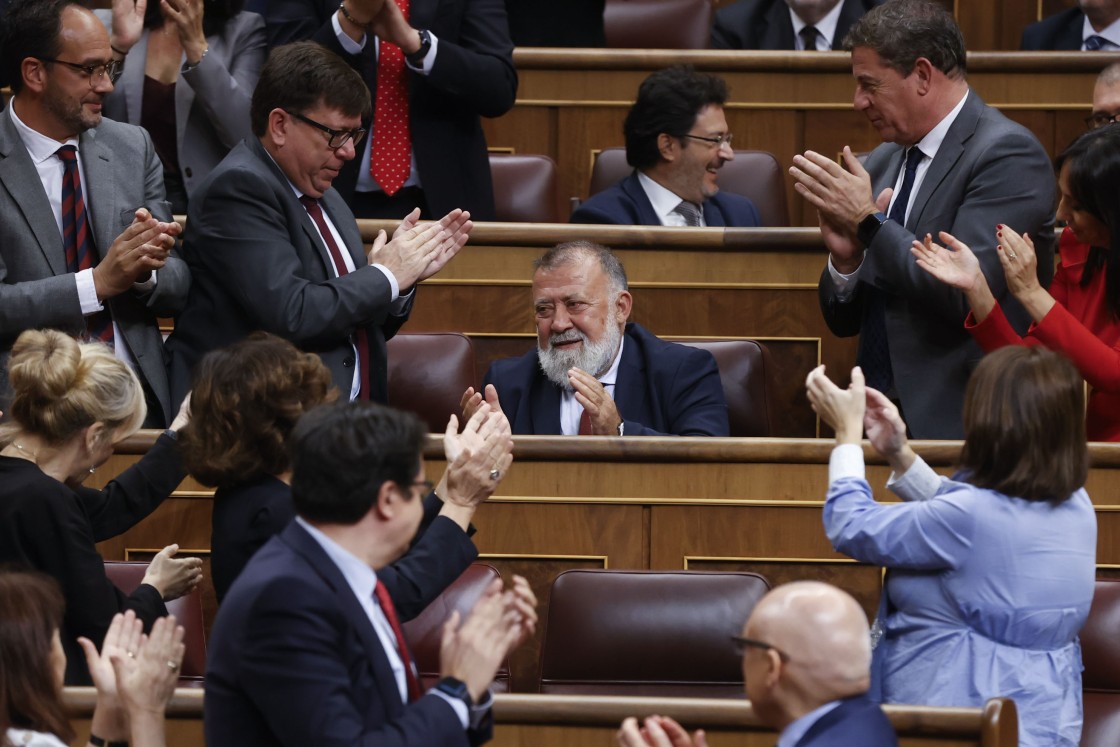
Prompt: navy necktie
<box><xmin>1085</xmin><ymin>35</ymin><xmax>1109</xmax><ymax>51</ymax></box>
<box><xmin>57</xmin><ymin>146</ymin><xmax>113</xmax><ymax>347</ymax></box>
<box><xmin>861</xmin><ymin>147</ymin><xmax>924</xmax><ymax>393</ymax></box>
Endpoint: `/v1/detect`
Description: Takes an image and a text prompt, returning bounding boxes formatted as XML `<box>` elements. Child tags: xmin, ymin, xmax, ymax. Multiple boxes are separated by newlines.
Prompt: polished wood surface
<box><xmin>64</xmin><ymin>689</ymin><xmax>1017</xmax><ymax>747</ymax></box>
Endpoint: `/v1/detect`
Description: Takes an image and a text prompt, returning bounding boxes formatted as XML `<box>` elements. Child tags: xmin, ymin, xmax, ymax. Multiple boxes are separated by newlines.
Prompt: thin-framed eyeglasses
<box><xmin>410</xmin><ymin>479</ymin><xmax>435</xmax><ymax>494</ymax></box>
<box><xmin>731</xmin><ymin>635</ymin><xmax>791</xmax><ymax>662</ymax></box>
<box><xmin>38</xmin><ymin>57</ymin><xmax>123</xmax><ymax>87</ymax></box>
<box><xmin>284</xmin><ymin>109</ymin><xmax>366</xmax><ymax>149</ymax></box>
<box><xmin>1085</xmin><ymin>112</ymin><xmax>1120</xmax><ymax>130</ymax></box>
<box><xmin>682</xmin><ymin>132</ymin><xmax>734</xmax><ymax>148</ymax></box>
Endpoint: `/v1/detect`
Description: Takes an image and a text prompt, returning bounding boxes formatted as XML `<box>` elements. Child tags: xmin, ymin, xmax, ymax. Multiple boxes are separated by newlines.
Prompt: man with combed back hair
<box><xmin>618</xmin><ymin>581</ymin><xmax>897</xmax><ymax>747</ymax></box>
<box><xmin>790</xmin><ymin>0</ymin><xmax>1055</xmax><ymax>439</ymax></box>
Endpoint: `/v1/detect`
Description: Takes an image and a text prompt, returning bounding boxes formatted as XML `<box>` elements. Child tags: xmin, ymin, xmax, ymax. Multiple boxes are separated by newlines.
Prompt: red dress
<box><xmin>966</xmin><ymin>228</ymin><xmax>1120</xmax><ymax>441</ymax></box>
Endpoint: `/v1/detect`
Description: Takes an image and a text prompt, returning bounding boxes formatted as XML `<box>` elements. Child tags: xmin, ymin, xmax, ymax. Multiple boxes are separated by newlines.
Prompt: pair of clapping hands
<box><xmin>368</xmin><ymin>208</ymin><xmax>473</xmax><ymax>292</ymax></box>
<box><xmin>78</xmin><ymin>611</ymin><xmax>185</xmax><ymax>747</ymax></box>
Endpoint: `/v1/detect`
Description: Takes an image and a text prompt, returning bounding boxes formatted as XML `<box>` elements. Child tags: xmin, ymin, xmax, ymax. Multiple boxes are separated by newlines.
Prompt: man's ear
<box><xmin>657</xmin><ymin>132</ymin><xmax>679</xmax><ymax>162</ymax></box>
<box><xmin>20</xmin><ymin>57</ymin><xmax>48</xmax><ymax>94</ymax></box>
<box><xmin>616</xmin><ymin>290</ymin><xmax>633</xmax><ymax>322</ymax></box>
<box><xmin>764</xmin><ymin>648</ymin><xmax>784</xmax><ymax>687</ymax></box>
<box><xmin>267</xmin><ymin>108</ymin><xmax>289</xmax><ymax>147</ymax></box>
<box><xmin>372</xmin><ymin>480</ymin><xmax>400</xmax><ymax>520</ymax></box>
<box><xmin>912</xmin><ymin>57</ymin><xmax>935</xmax><ymax>95</ymax></box>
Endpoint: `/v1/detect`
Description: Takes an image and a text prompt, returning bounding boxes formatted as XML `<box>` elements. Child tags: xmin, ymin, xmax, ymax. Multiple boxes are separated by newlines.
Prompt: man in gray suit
<box><xmin>790</xmin><ymin>0</ymin><xmax>1055</xmax><ymax>439</ymax></box>
<box><xmin>0</xmin><ymin>0</ymin><xmax>188</xmax><ymax>426</ymax></box>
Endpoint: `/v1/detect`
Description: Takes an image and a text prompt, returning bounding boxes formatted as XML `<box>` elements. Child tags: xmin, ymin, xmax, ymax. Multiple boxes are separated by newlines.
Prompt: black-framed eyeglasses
<box><xmin>285</xmin><ymin>110</ymin><xmax>366</xmax><ymax>149</ymax></box>
<box><xmin>731</xmin><ymin>635</ymin><xmax>791</xmax><ymax>662</ymax></box>
<box><xmin>683</xmin><ymin>132</ymin><xmax>734</xmax><ymax>148</ymax></box>
<box><xmin>411</xmin><ymin>479</ymin><xmax>435</xmax><ymax>494</ymax></box>
<box><xmin>39</xmin><ymin>57</ymin><xmax>123</xmax><ymax>87</ymax></box>
<box><xmin>1085</xmin><ymin>112</ymin><xmax>1120</xmax><ymax>130</ymax></box>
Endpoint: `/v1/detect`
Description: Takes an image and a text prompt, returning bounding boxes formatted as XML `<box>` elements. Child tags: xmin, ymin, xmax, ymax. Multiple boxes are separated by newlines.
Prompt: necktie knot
<box><xmin>1086</xmin><ymin>35</ymin><xmax>1109</xmax><ymax>51</ymax></box>
<box><xmin>799</xmin><ymin>25</ymin><xmax>821</xmax><ymax>51</ymax></box>
<box><xmin>904</xmin><ymin>146</ymin><xmax>924</xmax><ymax>173</ymax></box>
<box><xmin>298</xmin><ymin>195</ymin><xmax>318</xmax><ymax>210</ymax></box>
<box><xmin>674</xmin><ymin>200</ymin><xmax>702</xmax><ymax>227</ymax></box>
<box><xmin>56</xmin><ymin>145</ymin><xmax>78</xmax><ymax>163</ymax></box>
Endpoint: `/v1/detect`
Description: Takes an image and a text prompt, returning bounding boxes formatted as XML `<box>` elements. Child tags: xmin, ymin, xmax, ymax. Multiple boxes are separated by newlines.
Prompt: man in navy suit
<box><xmin>571</xmin><ymin>66</ymin><xmax>761</xmax><ymax>227</ymax></box>
<box><xmin>711</xmin><ymin>0</ymin><xmax>884</xmax><ymax>51</ymax></box>
<box><xmin>205</xmin><ymin>401</ymin><xmax>535</xmax><ymax>747</ymax></box>
<box><xmin>1021</xmin><ymin>0</ymin><xmax>1120</xmax><ymax>51</ymax></box>
<box><xmin>618</xmin><ymin>581</ymin><xmax>898</xmax><ymax>747</ymax></box>
<box><xmin>476</xmin><ymin>241</ymin><xmax>730</xmax><ymax>436</ymax></box>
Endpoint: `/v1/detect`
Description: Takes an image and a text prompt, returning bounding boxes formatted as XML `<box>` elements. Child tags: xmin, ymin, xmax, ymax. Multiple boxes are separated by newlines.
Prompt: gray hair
<box><xmin>533</xmin><ymin>241</ymin><xmax>629</xmax><ymax>295</ymax></box>
<box><xmin>843</xmin><ymin>0</ymin><xmax>966</xmax><ymax>80</ymax></box>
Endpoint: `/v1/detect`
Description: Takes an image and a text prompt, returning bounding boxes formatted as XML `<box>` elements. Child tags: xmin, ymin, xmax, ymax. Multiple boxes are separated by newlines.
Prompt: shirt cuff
<box><xmin>404</xmin><ymin>32</ymin><xmax>437</xmax><ymax>74</ymax></box>
<box><xmin>75</xmin><ymin>268</ymin><xmax>104</xmax><ymax>314</ymax></box>
<box><xmin>829</xmin><ymin>443</ymin><xmax>865</xmax><ymax>483</ymax></box>
<box><xmin>826</xmin><ymin>254</ymin><xmax>862</xmax><ymax>302</ymax></box>
<box><xmin>429</xmin><ymin>689</ymin><xmax>469</xmax><ymax>729</ymax></box>
<box><xmin>371</xmin><ymin>263</ymin><xmax>401</xmax><ymax>301</ymax></box>
<box><xmin>886</xmin><ymin>454</ymin><xmax>941</xmax><ymax>502</ymax></box>
<box><xmin>469</xmin><ymin>689</ymin><xmax>493</xmax><ymax>729</ymax></box>
<box><xmin>332</xmin><ymin>10</ymin><xmax>367</xmax><ymax>53</ymax></box>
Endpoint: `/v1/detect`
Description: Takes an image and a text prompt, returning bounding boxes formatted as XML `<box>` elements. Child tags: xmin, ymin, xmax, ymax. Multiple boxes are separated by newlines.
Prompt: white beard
<box><xmin>537</xmin><ymin>316</ymin><xmax>623</xmax><ymax>391</ymax></box>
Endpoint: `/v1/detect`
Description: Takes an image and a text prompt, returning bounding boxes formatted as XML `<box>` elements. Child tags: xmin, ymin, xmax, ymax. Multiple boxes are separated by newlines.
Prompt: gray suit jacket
<box><xmin>95</xmin><ymin>11</ymin><xmax>266</xmax><ymax>196</ymax></box>
<box><xmin>165</xmin><ymin>138</ymin><xmax>412</xmax><ymax>407</ymax></box>
<box><xmin>0</xmin><ymin>104</ymin><xmax>189</xmax><ymax>424</ymax></box>
<box><xmin>818</xmin><ymin>91</ymin><xmax>1056</xmax><ymax>439</ymax></box>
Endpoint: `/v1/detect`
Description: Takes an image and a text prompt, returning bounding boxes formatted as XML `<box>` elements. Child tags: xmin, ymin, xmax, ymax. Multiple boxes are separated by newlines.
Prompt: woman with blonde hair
<box><xmin>0</xmin><ymin>329</ymin><xmax>201</xmax><ymax>684</ymax></box>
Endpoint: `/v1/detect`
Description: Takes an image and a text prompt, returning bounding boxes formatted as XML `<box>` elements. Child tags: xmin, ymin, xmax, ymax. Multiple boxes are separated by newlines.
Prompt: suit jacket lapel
<box><xmin>907</xmin><ymin>91</ymin><xmax>980</xmax><ymax>230</ymax></box>
<box><xmin>621</xmin><ymin>172</ymin><xmax>663</xmax><ymax>226</ymax></box>
<box><xmin>529</xmin><ymin>370</ymin><xmax>564</xmax><ymax>435</ymax></box>
<box><xmin>321</xmin><ymin>189</ymin><xmax>366</xmax><ymax>268</ymax></box>
<box><xmin>173</xmin><ymin>42</ymin><xmax>196</xmax><ymax>151</ymax></box>
<box><xmin>611</xmin><ymin>331</ymin><xmax>643</xmax><ymax>422</ymax></box>
<box><xmin>119</xmin><ymin>30</ymin><xmax>148</xmax><ymax>126</ymax></box>
<box><xmin>834</xmin><ymin>0</ymin><xmax>864</xmax><ymax>48</ymax></box>
<box><xmin>79</xmin><ymin>128</ymin><xmax>118</xmax><ymax>260</ymax></box>
<box><xmin>763</xmin><ymin>0</ymin><xmax>796</xmax><ymax>49</ymax></box>
<box><xmin>0</xmin><ymin>109</ymin><xmax>65</xmax><ymax>273</ymax></box>
<box><xmin>281</xmin><ymin>522</ymin><xmax>407</xmax><ymax>712</ymax></box>
<box><xmin>702</xmin><ymin>200</ymin><xmax>727</xmax><ymax>227</ymax></box>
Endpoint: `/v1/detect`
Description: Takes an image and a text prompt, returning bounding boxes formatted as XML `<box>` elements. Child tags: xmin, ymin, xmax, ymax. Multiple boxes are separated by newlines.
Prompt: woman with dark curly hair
<box><xmin>181</xmin><ymin>333</ymin><xmax>515</xmax><ymax>611</ymax></box>
<box><xmin>97</xmin><ymin>0</ymin><xmax>265</xmax><ymax>212</ymax></box>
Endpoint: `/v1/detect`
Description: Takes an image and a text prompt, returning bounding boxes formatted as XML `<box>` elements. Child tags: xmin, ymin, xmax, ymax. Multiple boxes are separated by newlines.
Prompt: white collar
<box><xmin>1083</xmin><ymin>14</ymin><xmax>1120</xmax><ymax>48</ymax></box>
<box><xmin>636</xmin><ymin>170</ymin><xmax>701</xmax><ymax>225</ymax></box>
<box><xmin>788</xmin><ymin>0</ymin><xmax>845</xmax><ymax>50</ymax></box>
<box><xmin>8</xmin><ymin>98</ymin><xmax>79</xmax><ymax>165</ymax></box>
<box><xmin>295</xmin><ymin>516</ymin><xmax>379</xmax><ymax>603</ymax></box>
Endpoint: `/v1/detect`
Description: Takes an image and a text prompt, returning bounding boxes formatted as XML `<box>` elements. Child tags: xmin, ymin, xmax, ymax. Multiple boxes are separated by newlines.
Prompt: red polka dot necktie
<box><xmin>57</xmin><ymin>145</ymin><xmax>114</xmax><ymax>347</ymax></box>
<box><xmin>371</xmin><ymin>0</ymin><xmax>412</xmax><ymax>196</ymax></box>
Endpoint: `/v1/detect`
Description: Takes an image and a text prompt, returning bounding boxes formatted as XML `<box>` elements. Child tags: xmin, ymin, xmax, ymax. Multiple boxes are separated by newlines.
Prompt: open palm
<box><xmin>911</xmin><ymin>231</ymin><xmax>982</xmax><ymax>291</ymax></box>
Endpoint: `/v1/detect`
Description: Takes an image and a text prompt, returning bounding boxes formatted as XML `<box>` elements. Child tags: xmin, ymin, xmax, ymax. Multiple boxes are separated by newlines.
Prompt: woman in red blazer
<box><xmin>912</xmin><ymin>124</ymin><xmax>1120</xmax><ymax>441</ymax></box>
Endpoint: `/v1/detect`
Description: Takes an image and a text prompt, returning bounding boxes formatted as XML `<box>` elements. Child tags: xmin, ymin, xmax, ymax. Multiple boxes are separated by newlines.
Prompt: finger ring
<box><xmin>167</xmin><ymin>660</ymin><xmax>179</xmax><ymax>671</ymax></box>
<box><xmin>489</xmin><ymin>468</ymin><xmax>500</xmax><ymax>481</ymax></box>
<box><xmin>127</xmin><ymin>650</ymin><xmax>135</xmax><ymax>658</ymax></box>
<box><xmin>1007</xmin><ymin>252</ymin><xmax>1017</xmax><ymax>260</ymax></box>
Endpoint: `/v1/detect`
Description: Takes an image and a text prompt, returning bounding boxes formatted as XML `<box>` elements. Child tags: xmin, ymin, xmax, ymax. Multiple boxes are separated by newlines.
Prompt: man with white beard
<box><xmin>471</xmin><ymin>241</ymin><xmax>730</xmax><ymax>436</ymax></box>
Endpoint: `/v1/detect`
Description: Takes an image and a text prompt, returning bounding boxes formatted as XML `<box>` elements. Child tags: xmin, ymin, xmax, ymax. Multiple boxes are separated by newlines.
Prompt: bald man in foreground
<box><xmin>617</xmin><ymin>581</ymin><xmax>898</xmax><ymax>747</ymax></box>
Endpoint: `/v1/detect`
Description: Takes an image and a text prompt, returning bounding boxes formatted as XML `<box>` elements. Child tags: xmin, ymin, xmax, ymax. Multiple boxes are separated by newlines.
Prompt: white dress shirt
<box><xmin>1083</xmin><ymin>14</ymin><xmax>1120</xmax><ymax>50</ymax></box>
<box><xmin>636</xmin><ymin>171</ymin><xmax>706</xmax><ymax>227</ymax></box>
<box><xmin>789</xmin><ymin>1</ymin><xmax>844</xmax><ymax>50</ymax></box>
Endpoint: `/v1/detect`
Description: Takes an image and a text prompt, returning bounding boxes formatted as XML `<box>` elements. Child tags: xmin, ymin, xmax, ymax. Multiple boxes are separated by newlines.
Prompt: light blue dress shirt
<box><xmin>823</xmin><ymin>445</ymin><xmax>1097</xmax><ymax>747</ymax></box>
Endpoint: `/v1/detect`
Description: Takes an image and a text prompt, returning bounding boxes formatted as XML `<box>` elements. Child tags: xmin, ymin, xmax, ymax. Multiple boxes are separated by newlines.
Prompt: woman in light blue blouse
<box><xmin>805</xmin><ymin>346</ymin><xmax>1097</xmax><ymax>747</ymax></box>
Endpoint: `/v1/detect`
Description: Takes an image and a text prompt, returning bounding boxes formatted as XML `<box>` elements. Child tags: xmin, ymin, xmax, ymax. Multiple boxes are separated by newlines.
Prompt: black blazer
<box><xmin>795</xmin><ymin>694</ymin><xmax>898</xmax><ymax>746</ymax></box>
<box><xmin>264</xmin><ymin>0</ymin><xmax>517</xmax><ymax>220</ymax></box>
<box><xmin>711</xmin><ymin>0</ymin><xmax>884</xmax><ymax>50</ymax></box>
<box><xmin>1020</xmin><ymin>7</ymin><xmax>1085</xmax><ymax>51</ymax></box>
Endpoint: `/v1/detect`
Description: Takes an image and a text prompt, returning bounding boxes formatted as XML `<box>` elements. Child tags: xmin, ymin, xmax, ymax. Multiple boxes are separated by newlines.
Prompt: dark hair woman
<box><xmin>95</xmin><ymin>0</ymin><xmax>265</xmax><ymax>212</ymax></box>
<box><xmin>913</xmin><ymin>123</ymin><xmax>1120</xmax><ymax>441</ymax></box>
<box><xmin>806</xmin><ymin>347</ymin><xmax>1096</xmax><ymax>747</ymax></box>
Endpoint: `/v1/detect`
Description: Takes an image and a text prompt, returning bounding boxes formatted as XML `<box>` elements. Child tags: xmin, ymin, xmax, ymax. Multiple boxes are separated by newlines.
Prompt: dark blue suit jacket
<box><xmin>1020</xmin><ymin>8</ymin><xmax>1084</xmax><ymax>50</ymax></box>
<box><xmin>795</xmin><ymin>694</ymin><xmax>898</xmax><ymax>747</ymax></box>
<box><xmin>205</xmin><ymin>521</ymin><xmax>486</xmax><ymax>747</ymax></box>
<box><xmin>710</xmin><ymin>0</ymin><xmax>883</xmax><ymax>50</ymax></box>
<box><xmin>483</xmin><ymin>322</ymin><xmax>730</xmax><ymax>436</ymax></box>
<box><xmin>570</xmin><ymin>172</ymin><xmax>761</xmax><ymax>227</ymax></box>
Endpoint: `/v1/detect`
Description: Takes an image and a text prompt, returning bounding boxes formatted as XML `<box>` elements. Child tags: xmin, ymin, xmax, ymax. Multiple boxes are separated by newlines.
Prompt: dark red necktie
<box><xmin>373</xmin><ymin>579</ymin><xmax>423</xmax><ymax>702</ymax></box>
<box><xmin>370</xmin><ymin>0</ymin><xmax>412</xmax><ymax>195</ymax></box>
<box><xmin>299</xmin><ymin>195</ymin><xmax>371</xmax><ymax>400</ymax></box>
<box><xmin>57</xmin><ymin>145</ymin><xmax>113</xmax><ymax>347</ymax></box>
<box><xmin>578</xmin><ymin>408</ymin><xmax>593</xmax><ymax>435</ymax></box>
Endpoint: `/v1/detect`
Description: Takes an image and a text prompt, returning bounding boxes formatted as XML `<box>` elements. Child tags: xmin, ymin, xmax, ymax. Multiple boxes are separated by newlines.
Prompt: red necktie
<box><xmin>373</xmin><ymin>579</ymin><xmax>423</xmax><ymax>702</ymax></box>
<box><xmin>578</xmin><ymin>408</ymin><xmax>593</xmax><ymax>435</ymax></box>
<box><xmin>299</xmin><ymin>195</ymin><xmax>371</xmax><ymax>400</ymax></box>
<box><xmin>370</xmin><ymin>0</ymin><xmax>412</xmax><ymax>195</ymax></box>
<box><xmin>57</xmin><ymin>146</ymin><xmax>114</xmax><ymax>347</ymax></box>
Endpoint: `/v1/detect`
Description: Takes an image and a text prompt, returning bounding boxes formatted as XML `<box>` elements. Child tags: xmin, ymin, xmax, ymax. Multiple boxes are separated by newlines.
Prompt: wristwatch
<box><xmin>435</xmin><ymin>676</ymin><xmax>473</xmax><ymax>708</ymax></box>
<box><xmin>406</xmin><ymin>29</ymin><xmax>432</xmax><ymax>66</ymax></box>
<box><xmin>856</xmin><ymin>211</ymin><xmax>888</xmax><ymax>248</ymax></box>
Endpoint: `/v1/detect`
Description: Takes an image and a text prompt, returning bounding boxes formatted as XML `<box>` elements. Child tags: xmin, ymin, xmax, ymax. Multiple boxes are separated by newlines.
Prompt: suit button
<box><xmin>343</xmin><ymin>357</ymin><xmax>355</xmax><ymax>368</ymax></box>
<box><xmin>184</xmin><ymin>168</ymin><xmax>193</xmax><ymax>178</ymax></box>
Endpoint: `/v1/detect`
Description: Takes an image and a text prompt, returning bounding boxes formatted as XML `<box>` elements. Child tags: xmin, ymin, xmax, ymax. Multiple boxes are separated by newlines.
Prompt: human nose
<box><xmin>853</xmin><ymin>88</ymin><xmax>870</xmax><ymax>111</ymax></box>
<box><xmin>720</xmin><ymin>142</ymin><xmax>735</xmax><ymax>161</ymax></box>
<box><xmin>92</xmin><ymin>69</ymin><xmax>114</xmax><ymax>94</ymax></box>
<box><xmin>336</xmin><ymin>137</ymin><xmax>357</xmax><ymax>162</ymax></box>
<box><xmin>550</xmin><ymin>305</ymin><xmax>572</xmax><ymax>332</ymax></box>
<box><xmin>1055</xmin><ymin>196</ymin><xmax>1070</xmax><ymax>224</ymax></box>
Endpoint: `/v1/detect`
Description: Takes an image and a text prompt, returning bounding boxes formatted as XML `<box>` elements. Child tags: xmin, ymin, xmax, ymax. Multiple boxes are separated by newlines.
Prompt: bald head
<box><xmin>742</xmin><ymin>582</ymin><xmax>871</xmax><ymax>728</ymax></box>
<box><xmin>1093</xmin><ymin>62</ymin><xmax>1120</xmax><ymax>128</ymax></box>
